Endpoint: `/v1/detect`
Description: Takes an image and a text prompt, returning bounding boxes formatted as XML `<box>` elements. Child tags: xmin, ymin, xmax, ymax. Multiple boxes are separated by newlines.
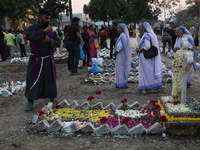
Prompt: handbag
<box><xmin>80</xmin><ymin>45</ymin><xmax>85</xmax><ymax>60</ymax></box>
<box><xmin>143</xmin><ymin>34</ymin><xmax>158</xmax><ymax>58</ymax></box>
<box><xmin>143</xmin><ymin>46</ymin><xmax>158</xmax><ymax>58</ymax></box>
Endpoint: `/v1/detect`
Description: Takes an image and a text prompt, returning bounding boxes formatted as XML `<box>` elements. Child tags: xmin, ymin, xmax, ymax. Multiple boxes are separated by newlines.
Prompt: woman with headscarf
<box><xmin>114</xmin><ymin>23</ymin><xmax>131</xmax><ymax>89</ymax></box>
<box><xmin>136</xmin><ymin>22</ymin><xmax>163</xmax><ymax>94</ymax></box>
<box><xmin>87</xmin><ymin>25</ymin><xmax>97</xmax><ymax>60</ymax></box>
<box><xmin>174</xmin><ymin>26</ymin><xmax>196</xmax><ymax>87</ymax></box>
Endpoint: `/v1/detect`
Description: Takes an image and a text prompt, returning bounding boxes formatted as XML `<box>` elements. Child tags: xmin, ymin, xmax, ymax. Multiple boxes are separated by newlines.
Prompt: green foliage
<box><xmin>84</xmin><ymin>0</ymin><xmax>161</xmax><ymax>24</ymax></box>
<box><xmin>43</xmin><ymin>0</ymin><xmax>69</xmax><ymax>19</ymax></box>
<box><xmin>179</xmin><ymin>17</ymin><xmax>200</xmax><ymax>29</ymax></box>
<box><xmin>175</xmin><ymin>1</ymin><xmax>200</xmax><ymax>28</ymax></box>
<box><xmin>83</xmin><ymin>0</ymin><xmax>108</xmax><ymax>22</ymax></box>
<box><xmin>0</xmin><ymin>0</ymin><xmax>44</xmax><ymax>28</ymax></box>
<box><xmin>123</xmin><ymin>0</ymin><xmax>161</xmax><ymax>24</ymax></box>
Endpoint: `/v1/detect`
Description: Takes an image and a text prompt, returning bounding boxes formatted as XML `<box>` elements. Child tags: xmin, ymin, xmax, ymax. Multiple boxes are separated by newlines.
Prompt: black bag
<box><xmin>143</xmin><ymin>46</ymin><xmax>158</xmax><ymax>58</ymax></box>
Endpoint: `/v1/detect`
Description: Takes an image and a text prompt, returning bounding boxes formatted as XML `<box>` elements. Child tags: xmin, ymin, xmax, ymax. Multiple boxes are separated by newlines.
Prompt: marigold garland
<box><xmin>157</xmin><ymin>100</ymin><xmax>200</xmax><ymax>122</ymax></box>
<box><xmin>54</xmin><ymin>108</ymin><xmax>113</xmax><ymax>122</ymax></box>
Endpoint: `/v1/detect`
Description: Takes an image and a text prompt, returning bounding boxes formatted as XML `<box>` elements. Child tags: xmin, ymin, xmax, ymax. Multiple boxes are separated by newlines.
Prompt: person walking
<box><xmin>162</xmin><ymin>28</ymin><xmax>172</xmax><ymax>54</ymax></box>
<box><xmin>136</xmin><ymin>22</ymin><xmax>163</xmax><ymax>94</ymax></box>
<box><xmin>5</xmin><ymin>29</ymin><xmax>15</xmax><ymax>58</ymax></box>
<box><xmin>24</xmin><ymin>9</ymin><xmax>60</xmax><ymax>110</ymax></box>
<box><xmin>114</xmin><ymin>23</ymin><xmax>131</xmax><ymax>89</ymax></box>
<box><xmin>174</xmin><ymin>26</ymin><xmax>196</xmax><ymax>87</ymax></box>
<box><xmin>110</xmin><ymin>22</ymin><xmax>119</xmax><ymax>58</ymax></box>
<box><xmin>66</xmin><ymin>17</ymin><xmax>81</xmax><ymax>74</ymax></box>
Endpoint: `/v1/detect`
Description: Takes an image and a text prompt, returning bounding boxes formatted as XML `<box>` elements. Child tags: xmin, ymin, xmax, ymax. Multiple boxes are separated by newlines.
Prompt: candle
<box><xmin>6</xmin><ymin>81</ymin><xmax>8</xmax><ymax>89</ymax></box>
<box><xmin>90</xmin><ymin>114</ymin><xmax>94</xmax><ymax>122</ymax></box>
<box><xmin>11</xmin><ymin>81</ymin><xmax>14</xmax><ymax>86</ymax></box>
<box><xmin>47</xmin><ymin>110</ymin><xmax>50</xmax><ymax>116</ymax></box>
<box><xmin>75</xmin><ymin>120</ymin><xmax>79</xmax><ymax>126</ymax></box>
<box><xmin>118</xmin><ymin>119</ymin><xmax>121</xmax><ymax>125</ymax></box>
<box><xmin>118</xmin><ymin>116</ymin><xmax>121</xmax><ymax>125</ymax></box>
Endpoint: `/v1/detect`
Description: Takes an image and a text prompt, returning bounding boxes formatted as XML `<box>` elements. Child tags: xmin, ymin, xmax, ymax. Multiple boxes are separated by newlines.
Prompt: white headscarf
<box><xmin>119</xmin><ymin>23</ymin><xmax>131</xmax><ymax>48</ymax></box>
<box><xmin>140</xmin><ymin>22</ymin><xmax>163</xmax><ymax>80</ymax></box>
<box><xmin>177</xmin><ymin>26</ymin><xmax>196</xmax><ymax>71</ymax></box>
<box><xmin>115</xmin><ymin>23</ymin><xmax>131</xmax><ymax>79</ymax></box>
<box><xmin>142</xmin><ymin>22</ymin><xmax>159</xmax><ymax>48</ymax></box>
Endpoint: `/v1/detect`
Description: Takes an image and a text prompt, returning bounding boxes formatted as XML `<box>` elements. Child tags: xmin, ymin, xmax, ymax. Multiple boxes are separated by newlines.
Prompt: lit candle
<box><xmin>47</xmin><ymin>110</ymin><xmax>50</xmax><ymax>116</ymax></box>
<box><xmin>118</xmin><ymin>118</ymin><xmax>120</xmax><ymax>125</ymax></box>
<box><xmin>75</xmin><ymin>120</ymin><xmax>79</xmax><ymax>126</ymax></box>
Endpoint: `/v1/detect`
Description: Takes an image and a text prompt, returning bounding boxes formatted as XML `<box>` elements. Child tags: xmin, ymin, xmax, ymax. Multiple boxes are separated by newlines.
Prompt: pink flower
<box><xmin>95</xmin><ymin>90</ymin><xmax>102</xmax><ymax>94</ymax></box>
<box><xmin>100</xmin><ymin>117</ymin><xmax>108</xmax><ymax>124</ymax></box>
<box><xmin>87</xmin><ymin>96</ymin><xmax>94</xmax><ymax>101</ymax></box>
<box><xmin>121</xmin><ymin>98</ymin><xmax>128</xmax><ymax>104</ymax></box>
<box><xmin>53</xmin><ymin>100</ymin><xmax>58</xmax><ymax>106</ymax></box>
<box><xmin>121</xmin><ymin>99</ymin><xmax>125</xmax><ymax>104</ymax></box>
<box><xmin>173</xmin><ymin>101</ymin><xmax>180</xmax><ymax>105</ymax></box>
<box><xmin>121</xmin><ymin>117</ymin><xmax>131</xmax><ymax>125</ymax></box>
<box><xmin>149</xmin><ymin>100</ymin><xmax>158</xmax><ymax>104</ymax></box>
<box><xmin>160</xmin><ymin>116</ymin><xmax>167</xmax><ymax>122</ymax></box>
<box><xmin>154</xmin><ymin>104</ymin><xmax>161</xmax><ymax>110</ymax></box>
<box><xmin>123</xmin><ymin>98</ymin><xmax>128</xmax><ymax>103</ymax></box>
<box><xmin>37</xmin><ymin>110</ymin><xmax>45</xmax><ymax>116</ymax></box>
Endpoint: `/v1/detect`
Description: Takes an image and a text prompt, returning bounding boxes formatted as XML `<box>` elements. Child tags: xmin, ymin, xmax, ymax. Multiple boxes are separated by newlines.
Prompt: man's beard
<box><xmin>42</xmin><ymin>22</ymin><xmax>49</xmax><ymax>28</ymax></box>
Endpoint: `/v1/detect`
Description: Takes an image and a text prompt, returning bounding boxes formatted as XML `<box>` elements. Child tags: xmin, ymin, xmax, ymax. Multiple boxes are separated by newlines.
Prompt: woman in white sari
<box><xmin>136</xmin><ymin>22</ymin><xmax>163</xmax><ymax>94</ymax></box>
<box><xmin>114</xmin><ymin>23</ymin><xmax>131</xmax><ymax>89</ymax></box>
<box><xmin>174</xmin><ymin>26</ymin><xmax>196</xmax><ymax>87</ymax></box>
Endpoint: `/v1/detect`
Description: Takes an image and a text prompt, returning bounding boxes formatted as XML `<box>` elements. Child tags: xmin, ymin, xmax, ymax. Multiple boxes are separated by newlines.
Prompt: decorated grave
<box><xmin>84</xmin><ymin>47</ymin><xmax>173</xmax><ymax>84</ymax></box>
<box><xmin>54</xmin><ymin>48</ymin><xmax>68</xmax><ymax>64</ymax></box>
<box><xmin>10</xmin><ymin>57</ymin><xmax>29</xmax><ymax>64</ymax></box>
<box><xmin>158</xmin><ymin>38</ymin><xmax>200</xmax><ymax>135</ymax></box>
<box><xmin>30</xmin><ymin>97</ymin><xmax>166</xmax><ymax>136</ymax></box>
<box><xmin>10</xmin><ymin>49</ymin><xmax>68</xmax><ymax>64</ymax></box>
<box><xmin>0</xmin><ymin>81</ymin><xmax>26</xmax><ymax>97</ymax></box>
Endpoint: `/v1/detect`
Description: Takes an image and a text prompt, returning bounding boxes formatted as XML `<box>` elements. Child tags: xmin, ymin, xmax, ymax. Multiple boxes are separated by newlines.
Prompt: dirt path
<box><xmin>0</xmin><ymin>53</ymin><xmax>200</xmax><ymax>150</ymax></box>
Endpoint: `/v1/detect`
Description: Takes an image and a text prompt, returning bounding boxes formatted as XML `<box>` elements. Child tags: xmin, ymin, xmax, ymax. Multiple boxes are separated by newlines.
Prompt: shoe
<box><xmin>24</xmin><ymin>102</ymin><xmax>34</xmax><ymax>111</ymax></box>
<box><xmin>78</xmin><ymin>67</ymin><xmax>83</xmax><ymax>69</ymax></box>
<box><xmin>87</xmin><ymin>64</ymin><xmax>91</xmax><ymax>67</ymax></box>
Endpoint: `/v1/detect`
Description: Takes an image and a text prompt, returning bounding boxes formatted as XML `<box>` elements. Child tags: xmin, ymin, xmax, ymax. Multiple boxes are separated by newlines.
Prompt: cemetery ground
<box><xmin>1</xmin><ymin>54</ymin><xmax>200</xmax><ymax>150</ymax></box>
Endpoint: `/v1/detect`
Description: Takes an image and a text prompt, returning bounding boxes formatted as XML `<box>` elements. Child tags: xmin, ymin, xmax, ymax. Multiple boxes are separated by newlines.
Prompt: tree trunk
<box><xmin>69</xmin><ymin>0</ymin><xmax>73</xmax><ymax>24</ymax></box>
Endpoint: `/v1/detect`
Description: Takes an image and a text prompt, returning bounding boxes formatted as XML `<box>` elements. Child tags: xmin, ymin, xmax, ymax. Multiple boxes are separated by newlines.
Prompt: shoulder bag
<box><xmin>143</xmin><ymin>35</ymin><xmax>158</xmax><ymax>59</ymax></box>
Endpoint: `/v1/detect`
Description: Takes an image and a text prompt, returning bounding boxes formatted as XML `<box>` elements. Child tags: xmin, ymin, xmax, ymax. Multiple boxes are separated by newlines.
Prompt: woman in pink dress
<box><xmin>87</xmin><ymin>25</ymin><xmax>97</xmax><ymax>60</ymax></box>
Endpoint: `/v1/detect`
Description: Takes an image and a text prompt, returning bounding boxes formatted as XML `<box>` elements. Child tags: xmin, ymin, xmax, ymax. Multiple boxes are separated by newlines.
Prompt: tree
<box><xmin>186</xmin><ymin>0</ymin><xmax>200</xmax><ymax>17</ymax></box>
<box><xmin>175</xmin><ymin>5</ymin><xmax>200</xmax><ymax>28</ymax></box>
<box><xmin>159</xmin><ymin>0</ymin><xmax>181</xmax><ymax>20</ymax></box>
<box><xmin>84</xmin><ymin>0</ymin><xmax>161</xmax><ymax>25</ymax></box>
<box><xmin>98</xmin><ymin>0</ymin><xmax>127</xmax><ymax>21</ymax></box>
<box><xmin>123</xmin><ymin>0</ymin><xmax>161</xmax><ymax>25</ymax></box>
<box><xmin>43</xmin><ymin>0</ymin><xmax>69</xmax><ymax>19</ymax></box>
<box><xmin>83</xmin><ymin>0</ymin><xmax>108</xmax><ymax>22</ymax></box>
<box><xmin>0</xmin><ymin>0</ymin><xmax>44</xmax><ymax>29</ymax></box>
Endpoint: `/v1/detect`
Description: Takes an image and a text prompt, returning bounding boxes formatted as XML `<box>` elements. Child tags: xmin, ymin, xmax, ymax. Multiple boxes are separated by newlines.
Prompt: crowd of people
<box><xmin>0</xmin><ymin>28</ymin><xmax>27</xmax><ymax>61</ymax></box>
